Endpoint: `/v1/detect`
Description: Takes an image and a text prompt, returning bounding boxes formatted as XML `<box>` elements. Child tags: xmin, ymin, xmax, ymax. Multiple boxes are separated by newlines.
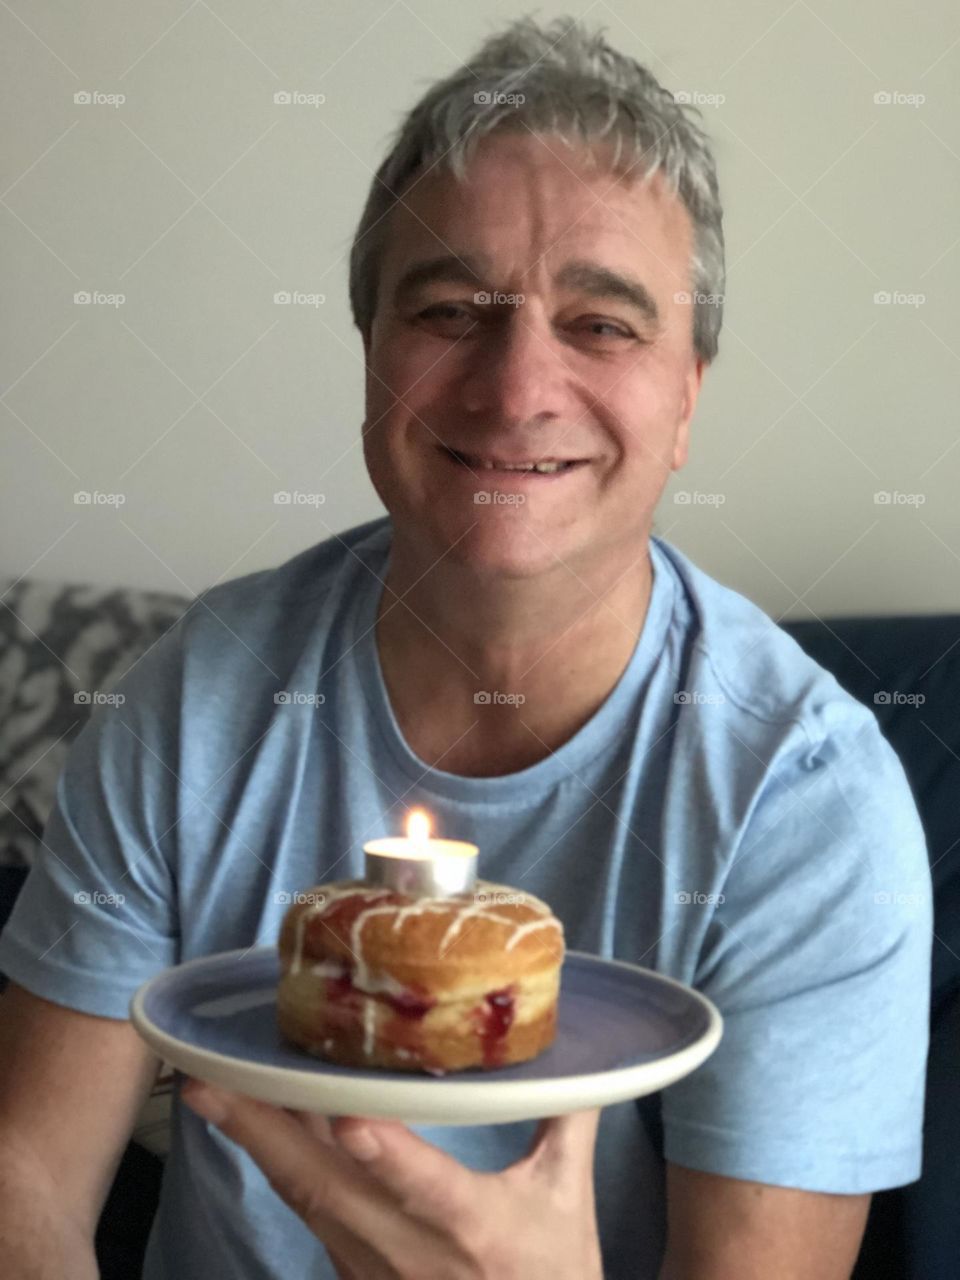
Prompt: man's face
<box><xmin>361</xmin><ymin>131</ymin><xmax>705</xmax><ymax>580</ymax></box>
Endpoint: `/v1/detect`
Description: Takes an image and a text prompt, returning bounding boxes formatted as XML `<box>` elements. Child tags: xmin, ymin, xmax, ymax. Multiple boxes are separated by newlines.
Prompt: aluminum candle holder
<box><xmin>363</xmin><ymin>836</ymin><xmax>479</xmax><ymax>898</ymax></box>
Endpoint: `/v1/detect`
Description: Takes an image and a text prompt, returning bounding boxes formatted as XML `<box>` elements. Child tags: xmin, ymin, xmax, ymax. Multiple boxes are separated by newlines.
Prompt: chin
<box><xmin>439</xmin><ymin>518</ymin><xmax>577</xmax><ymax>581</ymax></box>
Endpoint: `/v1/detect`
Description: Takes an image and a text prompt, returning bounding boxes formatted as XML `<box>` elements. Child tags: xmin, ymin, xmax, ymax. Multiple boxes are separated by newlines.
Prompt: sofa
<box><xmin>0</xmin><ymin>576</ymin><xmax>187</xmax><ymax>1279</ymax></box>
<box><xmin>1</xmin><ymin>574</ymin><xmax>957</xmax><ymax>1279</ymax></box>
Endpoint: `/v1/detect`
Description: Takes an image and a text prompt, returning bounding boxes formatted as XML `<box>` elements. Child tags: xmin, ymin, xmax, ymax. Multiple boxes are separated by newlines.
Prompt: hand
<box><xmin>181</xmin><ymin>1077</ymin><xmax>604</xmax><ymax>1280</ymax></box>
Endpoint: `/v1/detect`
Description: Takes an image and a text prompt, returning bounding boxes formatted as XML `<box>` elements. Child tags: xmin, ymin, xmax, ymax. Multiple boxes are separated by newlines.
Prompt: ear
<box><xmin>671</xmin><ymin>357</ymin><xmax>705</xmax><ymax>471</ymax></box>
<box><xmin>360</xmin><ymin>329</ymin><xmax>374</xmax><ymax>426</ymax></box>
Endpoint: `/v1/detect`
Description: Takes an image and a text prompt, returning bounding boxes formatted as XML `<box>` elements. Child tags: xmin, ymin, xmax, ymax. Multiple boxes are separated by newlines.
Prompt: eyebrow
<box><xmin>392</xmin><ymin>253</ymin><xmax>661</xmax><ymax>326</ymax></box>
<box><xmin>392</xmin><ymin>254</ymin><xmax>487</xmax><ymax>304</ymax></box>
<box><xmin>556</xmin><ymin>260</ymin><xmax>660</xmax><ymax>326</ymax></box>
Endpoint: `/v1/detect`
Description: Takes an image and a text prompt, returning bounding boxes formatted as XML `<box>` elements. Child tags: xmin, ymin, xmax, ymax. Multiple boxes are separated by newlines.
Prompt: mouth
<box><xmin>439</xmin><ymin>446</ymin><xmax>588</xmax><ymax>476</ymax></box>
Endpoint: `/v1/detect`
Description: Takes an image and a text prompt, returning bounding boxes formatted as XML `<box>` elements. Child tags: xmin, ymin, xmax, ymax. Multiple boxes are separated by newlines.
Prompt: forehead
<box><xmin>379</xmin><ymin>130</ymin><xmax>693</xmax><ymax>290</ymax></box>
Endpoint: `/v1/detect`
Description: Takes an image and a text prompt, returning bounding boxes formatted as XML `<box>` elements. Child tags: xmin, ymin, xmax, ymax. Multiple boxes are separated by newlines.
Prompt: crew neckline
<box><xmin>350</xmin><ymin>525</ymin><xmax>676</xmax><ymax>804</ymax></box>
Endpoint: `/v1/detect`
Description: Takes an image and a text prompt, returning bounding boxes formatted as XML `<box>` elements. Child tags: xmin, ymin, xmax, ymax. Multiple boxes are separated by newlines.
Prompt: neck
<box><xmin>374</xmin><ymin>538</ymin><xmax>654</xmax><ymax>777</ymax></box>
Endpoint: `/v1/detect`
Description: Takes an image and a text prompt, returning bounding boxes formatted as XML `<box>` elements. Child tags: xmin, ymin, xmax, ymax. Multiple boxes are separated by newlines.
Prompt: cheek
<box><xmin>369</xmin><ymin>327</ymin><xmax>447</xmax><ymax>404</ymax></box>
<box><xmin>606</xmin><ymin>402</ymin><xmax>667</xmax><ymax>459</ymax></box>
<box><xmin>599</xmin><ymin>406</ymin><xmax>681</xmax><ymax>492</ymax></box>
<box><xmin>610</xmin><ymin>365</ymin><xmax>689</xmax><ymax>450</ymax></box>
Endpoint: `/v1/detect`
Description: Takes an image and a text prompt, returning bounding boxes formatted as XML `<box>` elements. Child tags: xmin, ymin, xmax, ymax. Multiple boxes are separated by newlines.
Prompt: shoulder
<box><xmin>650</xmin><ymin>537</ymin><xmax>923</xmax><ymax>864</ymax></box>
<box><xmin>651</xmin><ymin>543</ymin><xmax>929</xmax><ymax>936</ymax></box>
<box><xmin>652</xmin><ymin>535</ymin><xmax>878</xmax><ymax>751</ymax></box>
<box><xmin>187</xmin><ymin>515</ymin><xmax>392</xmax><ymax>644</ymax></box>
<box><xmin>102</xmin><ymin>516</ymin><xmax>392</xmax><ymax>727</ymax></box>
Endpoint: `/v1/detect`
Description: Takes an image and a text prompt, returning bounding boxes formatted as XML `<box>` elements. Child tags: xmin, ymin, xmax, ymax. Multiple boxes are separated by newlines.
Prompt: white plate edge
<box><xmin>129</xmin><ymin>946</ymin><xmax>724</xmax><ymax>1124</ymax></box>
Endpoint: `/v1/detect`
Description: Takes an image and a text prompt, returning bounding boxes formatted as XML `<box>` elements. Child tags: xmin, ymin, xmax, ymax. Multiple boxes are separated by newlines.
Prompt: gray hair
<box><xmin>348</xmin><ymin>15</ymin><xmax>725</xmax><ymax>363</ymax></box>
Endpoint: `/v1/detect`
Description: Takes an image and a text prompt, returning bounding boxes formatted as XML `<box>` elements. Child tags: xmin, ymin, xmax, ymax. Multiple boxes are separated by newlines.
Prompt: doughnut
<box><xmin>276</xmin><ymin>879</ymin><xmax>564</xmax><ymax>1073</ymax></box>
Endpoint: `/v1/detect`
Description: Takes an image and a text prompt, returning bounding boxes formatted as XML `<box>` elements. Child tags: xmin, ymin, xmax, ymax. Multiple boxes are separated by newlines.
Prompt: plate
<box><xmin>130</xmin><ymin>946</ymin><xmax>722</xmax><ymax>1126</ymax></box>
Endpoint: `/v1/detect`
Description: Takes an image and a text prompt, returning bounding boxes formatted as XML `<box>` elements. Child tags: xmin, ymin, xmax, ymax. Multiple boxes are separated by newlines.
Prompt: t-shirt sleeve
<box><xmin>661</xmin><ymin>706</ymin><xmax>933</xmax><ymax>1194</ymax></box>
<box><xmin>0</xmin><ymin>616</ymin><xmax>191</xmax><ymax>1019</ymax></box>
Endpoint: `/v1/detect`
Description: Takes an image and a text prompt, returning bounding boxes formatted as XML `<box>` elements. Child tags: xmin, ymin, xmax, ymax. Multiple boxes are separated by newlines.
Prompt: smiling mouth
<box><xmin>441</xmin><ymin>447</ymin><xmax>586</xmax><ymax>475</ymax></box>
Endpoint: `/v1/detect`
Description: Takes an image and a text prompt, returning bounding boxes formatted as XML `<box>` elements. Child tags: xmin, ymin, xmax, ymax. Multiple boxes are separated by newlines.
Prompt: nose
<box><xmin>458</xmin><ymin>308</ymin><xmax>573</xmax><ymax>429</ymax></box>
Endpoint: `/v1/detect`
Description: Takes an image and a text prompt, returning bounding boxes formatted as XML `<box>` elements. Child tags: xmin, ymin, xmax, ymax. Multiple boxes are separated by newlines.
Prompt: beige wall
<box><xmin>2</xmin><ymin>1</ymin><xmax>958</xmax><ymax>619</ymax></box>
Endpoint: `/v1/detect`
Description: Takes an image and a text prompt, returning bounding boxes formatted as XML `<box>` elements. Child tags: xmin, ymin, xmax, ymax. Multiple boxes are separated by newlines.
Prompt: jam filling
<box><xmin>322</xmin><ymin>966</ymin><xmax>436</xmax><ymax>1019</ymax></box>
<box><xmin>476</xmin><ymin>985</ymin><xmax>516</xmax><ymax>1066</ymax></box>
<box><xmin>319</xmin><ymin>960</ymin><xmax>517</xmax><ymax>1070</ymax></box>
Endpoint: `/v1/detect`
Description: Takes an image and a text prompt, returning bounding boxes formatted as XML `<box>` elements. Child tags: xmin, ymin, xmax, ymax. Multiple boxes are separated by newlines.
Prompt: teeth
<box><xmin>454</xmin><ymin>451</ymin><xmax>571</xmax><ymax>474</ymax></box>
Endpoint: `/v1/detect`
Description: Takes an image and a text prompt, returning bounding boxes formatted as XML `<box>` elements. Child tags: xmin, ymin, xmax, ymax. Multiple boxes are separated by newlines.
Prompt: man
<box><xmin>0</xmin><ymin>15</ymin><xmax>931</xmax><ymax>1280</ymax></box>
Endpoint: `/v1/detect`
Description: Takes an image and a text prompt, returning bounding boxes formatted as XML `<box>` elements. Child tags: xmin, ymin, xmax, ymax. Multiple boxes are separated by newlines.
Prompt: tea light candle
<box><xmin>364</xmin><ymin>809</ymin><xmax>478</xmax><ymax>897</ymax></box>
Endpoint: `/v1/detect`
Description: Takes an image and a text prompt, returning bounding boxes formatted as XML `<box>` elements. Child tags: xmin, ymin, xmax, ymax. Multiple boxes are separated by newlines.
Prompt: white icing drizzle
<box><xmin>363</xmin><ymin>998</ymin><xmax>376</xmax><ymax>1058</ymax></box>
<box><xmin>290</xmin><ymin>883</ymin><xmax>395</xmax><ymax>976</ymax></box>
<box><xmin>504</xmin><ymin>919</ymin><xmax>562</xmax><ymax>950</ymax></box>
<box><xmin>287</xmin><ymin>878</ymin><xmax>563</xmax><ymax>1059</ymax></box>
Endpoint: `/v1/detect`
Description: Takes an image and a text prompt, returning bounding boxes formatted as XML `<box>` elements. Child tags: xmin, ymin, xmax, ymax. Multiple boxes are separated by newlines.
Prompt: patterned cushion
<box><xmin>0</xmin><ymin>577</ymin><xmax>191</xmax><ymax>868</ymax></box>
<box><xmin>0</xmin><ymin>575</ymin><xmax>193</xmax><ymax>1158</ymax></box>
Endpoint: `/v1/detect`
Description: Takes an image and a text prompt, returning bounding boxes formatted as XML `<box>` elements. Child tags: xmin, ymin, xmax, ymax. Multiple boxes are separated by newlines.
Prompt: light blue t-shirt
<box><xmin>0</xmin><ymin>517</ymin><xmax>932</xmax><ymax>1280</ymax></box>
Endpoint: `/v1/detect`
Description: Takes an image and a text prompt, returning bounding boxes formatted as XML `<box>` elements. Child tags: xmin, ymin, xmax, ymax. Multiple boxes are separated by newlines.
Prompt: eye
<box><xmin>576</xmin><ymin>317</ymin><xmax>636</xmax><ymax>339</ymax></box>
<box><xmin>417</xmin><ymin>304</ymin><xmax>472</xmax><ymax>322</ymax></box>
<box><xmin>413</xmin><ymin>303</ymin><xmax>482</xmax><ymax>337</ymax></box>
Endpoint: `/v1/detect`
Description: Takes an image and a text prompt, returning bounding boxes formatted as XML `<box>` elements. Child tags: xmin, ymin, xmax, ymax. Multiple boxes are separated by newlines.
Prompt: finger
<box><xmin>326</xmin><ymin>1245</ymin><xmax>357</xmax><ymax>1280</ymax></box>
<box><xmin>329</xmin><ymin>1116</ymin><xmax>478</xmax><ymax>1226</ymax></box>
<box><xmin>180</xmin><ymin>1083</ymin><xmax>367</xmax><ymax>1230</ymax></box>
<box><xmin>288</xmin><ymin>1108</ymin><xmax>335</xmax><ymax>1146</ymax></box>
<box><xmin>327</xmin><ymin>1239</ymin><xmax>363</xmax><ymax>1280</ymax></box>
<box><xmin>180</xmin><ymin>1080</ymin><xmax>434</xmax><ymax>1250</ymax></box>
<box><xmin>309</xmin><ymin>1211</ymin><xmax>392</xmax><ymax>1280</ymax></box>
<box><xmin>326</xmin><ymin>1237</ymin><xmax>386</xmax><ymax>1280</ymax></box>
<box><xmin>521</xmin><ymin>1107</ymin><xmax>603</xmax><ymax>1185</ymax></box>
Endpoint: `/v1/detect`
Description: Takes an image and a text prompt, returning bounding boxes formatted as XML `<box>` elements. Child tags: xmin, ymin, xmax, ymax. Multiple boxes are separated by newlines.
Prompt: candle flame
<box><xmin>406</xmin><ymin>808</ymin><xmax>432</xmax><ymax>843</ymax></box>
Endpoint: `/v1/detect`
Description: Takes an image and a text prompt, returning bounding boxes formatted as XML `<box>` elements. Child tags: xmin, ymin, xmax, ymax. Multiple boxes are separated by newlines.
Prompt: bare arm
<box><xmin>0</xmin><ymin>980</ymin><xmax>162</xmax><ymax>1279</ymax></box>
<box><xmin>657</xmin><ymin>1161</ymin><xmax>871</xmax><ymax>1280</ymax></box>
